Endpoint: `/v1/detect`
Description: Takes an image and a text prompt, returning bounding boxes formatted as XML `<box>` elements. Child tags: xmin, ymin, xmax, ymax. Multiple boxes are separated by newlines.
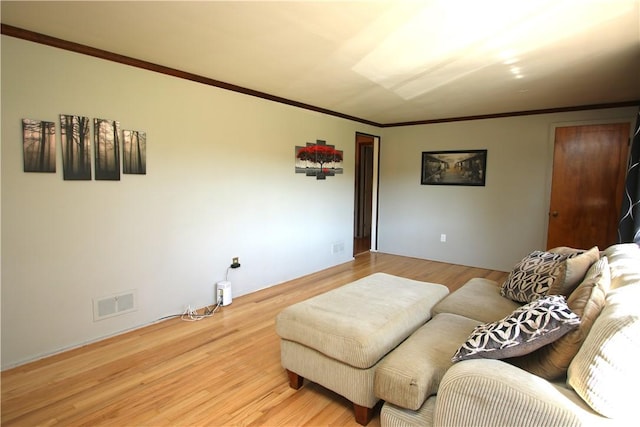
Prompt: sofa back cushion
<box><xmin>603</xmin><ymin>243</ymin><xmax>640</xmax><ymax>291</ymax></box>
<box><xmin>511</xmin><ymin>256</ymin><xmax>610</xmax><ymax>379</ymax></box>
<box><xmin>567</xmin><ymin>244</ymin><xmax>640</xmax><ymax>419</ymax></box>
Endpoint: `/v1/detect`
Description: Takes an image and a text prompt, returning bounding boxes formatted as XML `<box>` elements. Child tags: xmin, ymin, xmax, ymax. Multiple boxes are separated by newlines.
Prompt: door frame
<box><xmin>544</xmin><ymin>118</ymin><xmax>634</xmax><ymax>247</ymax></box>
<box><xmin>354</xmin><ymin>132</ymin><xmax>380</xmax><ymax>253</ymax></box>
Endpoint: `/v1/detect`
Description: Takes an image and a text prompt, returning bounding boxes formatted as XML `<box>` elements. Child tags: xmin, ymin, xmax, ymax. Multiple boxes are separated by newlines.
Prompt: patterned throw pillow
<box><xmin>511</xmin><ymin>257</ymin><xmax>610</xmax><ymax>379</ymax></box>
<box><xmin>501</xmin><ymin>251</ymin><xmax>570</xmax><ymax>303</ymax></box>
<box><xmin>451</xmin><ymin>295</ymin><xmax>580</xmax><ymax>363</ymax></box>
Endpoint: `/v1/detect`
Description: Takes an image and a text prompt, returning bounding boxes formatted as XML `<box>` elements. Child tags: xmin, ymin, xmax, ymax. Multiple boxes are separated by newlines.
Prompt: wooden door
<box><xmin>547</xmin><ymin>123</ymin><xmax>629</xmax><ymax>249</ymax></box>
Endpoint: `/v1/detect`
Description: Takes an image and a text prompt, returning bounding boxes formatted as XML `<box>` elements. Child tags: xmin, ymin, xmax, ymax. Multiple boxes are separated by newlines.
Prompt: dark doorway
<box><xmin>354</xmin><ymin>133</ymin><xmax>375</xmax><ymax>256</ymax></box>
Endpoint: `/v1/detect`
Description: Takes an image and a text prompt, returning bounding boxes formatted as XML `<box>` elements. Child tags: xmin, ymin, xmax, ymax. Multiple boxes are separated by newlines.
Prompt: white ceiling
<box><xmin>2</xmin><ymin>0</ymin><xmax>639</xmax><ymax>125</ymax></box>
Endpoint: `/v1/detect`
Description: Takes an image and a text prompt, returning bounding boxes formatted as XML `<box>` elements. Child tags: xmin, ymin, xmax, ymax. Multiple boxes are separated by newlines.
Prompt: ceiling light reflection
<box><xmin>351</xmin><ymin>0</ymin><xmax>635</xmax><ymax>99</ymax></box>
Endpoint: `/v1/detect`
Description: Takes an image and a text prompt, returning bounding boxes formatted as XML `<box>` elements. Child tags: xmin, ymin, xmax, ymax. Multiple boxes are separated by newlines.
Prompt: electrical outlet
<box><xmin>440</xmin><ymin>234</ymin><xmax>447</xmax><ymax>243</ymax></box>
<box><xmin>231</xmin><ymin>257</ymin><xmax>241</xmax><ymax>268</ymax></box>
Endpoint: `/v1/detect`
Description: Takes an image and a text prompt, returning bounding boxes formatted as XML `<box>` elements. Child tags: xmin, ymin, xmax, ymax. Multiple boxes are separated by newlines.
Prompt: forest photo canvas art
<box><xmin>22</xmin><ymin>119</ymin><xmax>56</xmax><ymax>173</ymax></box>
<box><xmin>123</xmin><ymin>130</ymin><xmax>147</xmax><ymax>175</ymax></box>
<box><xmin>94</xmin><ymin>118</ymin><xmax>121</xmax><ymax>181</ymax></box>
<box><xmin>60</xmin><ymin>114</ymin><xmax>92</xmax><ymax>180</ymax></box>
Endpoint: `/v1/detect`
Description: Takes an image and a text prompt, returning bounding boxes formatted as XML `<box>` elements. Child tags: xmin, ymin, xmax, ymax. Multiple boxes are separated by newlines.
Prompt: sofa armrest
<box><xmin>434</xmin><ymin>359</ymin><xmax>611</xmax><ymax>427</ymax></box>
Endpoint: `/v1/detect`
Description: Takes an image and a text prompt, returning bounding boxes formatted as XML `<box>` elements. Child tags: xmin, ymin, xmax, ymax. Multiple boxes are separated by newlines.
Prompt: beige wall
<box><xmin>377</xmin><ymin>108</ymin><xmax>637</xmax><ymax>271</ymax></box>
<box><xmin>0</xmin><ymin>36</ymin><xmax>378</xmax><ymax>368</ymax></box>
<box><xmin>2</xmin><ymin>35</ymin><xmax>637</xmax><ymax>369</ymax></box>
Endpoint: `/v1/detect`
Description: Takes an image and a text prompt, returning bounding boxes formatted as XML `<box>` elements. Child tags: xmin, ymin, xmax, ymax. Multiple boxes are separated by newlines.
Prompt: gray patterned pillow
<box><xmin>451</xmin><ymin>295</ymin><xmax>580</xmax><ymax>363</ymax></box>
<box><xmin>500</xmin><ymin>251</ymin><xmax>569</xmax><ymax>302</ymax></box>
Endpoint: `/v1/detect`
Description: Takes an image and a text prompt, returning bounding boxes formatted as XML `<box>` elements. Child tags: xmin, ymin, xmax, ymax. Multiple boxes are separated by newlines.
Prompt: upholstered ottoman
<box><xmin>275</xmin><ymin>272</ymin><xmax>449</xmax><ymax>425</ymax></box>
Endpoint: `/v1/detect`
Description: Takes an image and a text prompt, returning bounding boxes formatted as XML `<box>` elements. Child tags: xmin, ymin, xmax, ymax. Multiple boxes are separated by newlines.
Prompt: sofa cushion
<box><xmin>432</xmin><ymin>278</ymin><xmax>522</xmax><ymax>323</ymax></box>
<box><xmin>374</xmin><ymin>313</ymin><xmax>480</xmax><ymax>411</ymax></box>
<box><xmin>501</xmin><ymin>251</ymin><xmax>569</xmax><ymax>303</ymax></box>
<box><xmin>435</xmin><ymin>359</ymin><xmax>609</xmax><ymax>427</ymax></box>
<box><xmin>512</xmin><ymin>256</ymin><xmax>610</xmax><ymax>379</ymax></box>
<box><xmin>452</xmin><ymin>295</ymin><xmax>580</xmax><ymax>362</ymax></box>
<box><xmin>567</xmin><ymin>265</ymin><xmax>640</xmax><ymax>419</ymax></box>
<box><xmin>548</xmin><ymin>246</ymin><xmax>600</xmax><ymax>296</ymax></box>
<box><xmin>603</xmin><ymin>243</ymin><xmax>640</xmax><ymax>291</ymax></box>
<box><xmin>381</xmin><ymin>397</ymin><xmax>436</xmax><ymax>427</ymax></box>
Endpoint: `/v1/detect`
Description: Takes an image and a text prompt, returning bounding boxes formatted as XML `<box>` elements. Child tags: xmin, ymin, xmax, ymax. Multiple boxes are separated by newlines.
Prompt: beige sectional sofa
<box><xmin>377</xmin><ymin>243</ymin><xmax>640</xmax><ymax>427</ymax></box>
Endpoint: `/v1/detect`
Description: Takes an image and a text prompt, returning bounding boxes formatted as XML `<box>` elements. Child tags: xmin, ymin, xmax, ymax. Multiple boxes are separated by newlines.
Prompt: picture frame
<box><xmin>421</xmin><ymin>149</ymin><xmax>487</xmax><ymax>186</ymax></box>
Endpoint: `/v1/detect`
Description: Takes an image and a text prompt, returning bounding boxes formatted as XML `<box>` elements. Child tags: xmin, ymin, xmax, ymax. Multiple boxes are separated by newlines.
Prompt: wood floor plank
<box><xmin>1</xmin><ymin>252</ymin><xmax>508</xmax><ymax>426</ymax></box>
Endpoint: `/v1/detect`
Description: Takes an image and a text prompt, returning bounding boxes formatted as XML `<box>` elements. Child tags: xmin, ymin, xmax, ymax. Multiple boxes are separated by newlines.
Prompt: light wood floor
<box><xmin>1</xmin><ymin>252</ymin><xmax>508</xmax><ymax>426</ymax></box>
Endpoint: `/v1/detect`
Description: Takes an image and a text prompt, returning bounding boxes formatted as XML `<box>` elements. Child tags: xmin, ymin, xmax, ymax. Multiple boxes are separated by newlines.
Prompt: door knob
<box><xmin>550</xmin><ymin>211</ymin><xmax>559</xmax><ymax>217</ymax></box>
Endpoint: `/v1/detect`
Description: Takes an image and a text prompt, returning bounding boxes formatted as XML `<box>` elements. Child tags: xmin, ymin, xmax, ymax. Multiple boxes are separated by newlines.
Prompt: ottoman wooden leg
<box><xmin>354</xmin><ymin>403</ymin><xmax>373</xmax><ymax>426</ymax></box>
<box><xmin>286</xmin><ymin>368</ymin><xmax>372</xmax><ymax>425</ymax></box>
<box><xmin>286</xmin><ymin>369</ymin><xmax>304</xmax><ymax>389</ymax></box>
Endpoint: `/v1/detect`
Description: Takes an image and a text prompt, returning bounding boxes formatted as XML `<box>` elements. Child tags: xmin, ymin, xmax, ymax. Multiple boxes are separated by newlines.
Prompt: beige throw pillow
<box><xmin>548</xmin><ymin>246</ymin><xmax>600</xmax><ymax>296</ymax></box>
<box><xmin>511</xmin><ymin>256</ymin><xmax>610</xmax><ymax>379</ymax></box>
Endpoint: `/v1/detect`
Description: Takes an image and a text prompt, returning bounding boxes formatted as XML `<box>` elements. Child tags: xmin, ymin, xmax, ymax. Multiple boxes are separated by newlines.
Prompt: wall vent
<box><xmin>93</xmin><ymin>290</ymin><xmax>137</xmax><ymax>321</ymax></box>
<box><xmin>331</xmin><ymin>241</ymin><xmax>345</xmax><ymax>254</ymax></box>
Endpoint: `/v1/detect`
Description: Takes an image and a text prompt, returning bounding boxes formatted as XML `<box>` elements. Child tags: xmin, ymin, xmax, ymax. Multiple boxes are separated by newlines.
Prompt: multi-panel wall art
<box><xmin>295</xmin><ymin>139</ymin><xmax>343</xmax><ymax>180</ymax></box>
<box><xmin>21</xmin><ymin>114</ymin><xmax>146</xmax><ymax>180</ymax></box>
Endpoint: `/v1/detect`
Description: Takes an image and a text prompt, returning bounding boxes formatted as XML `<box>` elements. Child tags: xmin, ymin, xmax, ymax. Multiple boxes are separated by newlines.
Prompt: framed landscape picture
<box><xmin>421</xmin><ymin>149</ymin><xmax>487</xmax><ymax>186</ymax></box>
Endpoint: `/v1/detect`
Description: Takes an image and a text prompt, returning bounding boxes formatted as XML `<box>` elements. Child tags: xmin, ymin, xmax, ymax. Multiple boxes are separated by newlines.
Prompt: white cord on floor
<box><xmin>156</xmin><ymin>299</ymin><xmax>222</xmax><ymax>322</ymax></box>
<box><xmin>180</xmin><ymin>298</ymin><xmax>222</xmax><ymax>321</ymax></box>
